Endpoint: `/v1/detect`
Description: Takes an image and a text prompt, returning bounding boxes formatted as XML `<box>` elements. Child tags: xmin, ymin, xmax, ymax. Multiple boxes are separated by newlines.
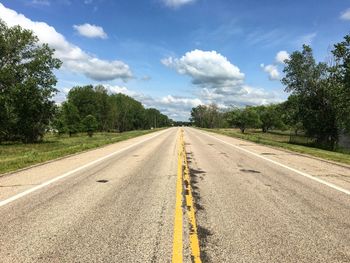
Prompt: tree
<box><xmin>67</xmin><ymin>85</ymin><xmax>98</xmax><ymax>120</ymax></box>
<box><xmin>94</xmin><ymin>85</ymin><xmax>112</xmax><ymax>131</ymax></box>
<box><xmin>280</xmin><ymin>95</ymin><xmax>303</xmax><ymax>134</ymax></box>
<box><xmin>62</xmin><ymin>102</ymin><xmax>80</xmax><ymax>137</ymax></box>
<box><xmin>52</xmin><ymin>106</ymin><xmax>66</xmax><ymax>136</ymax></box>
<box><xmin>190</xmin><ymin>104</ymin><xmax>227</xmax><ymax>128</ymax></box>
<box><xmin>190</xmin><ymin>105</ymin><xmax>207</xmax><ymax>127</ymax></box>
<box><xmin>282</xmin><ymin>45</ymin><xmax>338</xmax><ymax>149</ymax></box>
<box><xmin>331</xmin><ymin>34</ymin><xmax>350</xmax><ymax>132</ymax></box>
<box><xmin>82</xmin><ymin>115</ymin><xmax>98</xmax><ymax>137</ymax></box>
<box><xmin>0</xmin><ymin>19</ymin><xmax>62</xmax><ymax>142</ymax></box>
<box><xmin>228</xmin><ymin>107</ymin><xmax>261</xmax><ymax>133</ymax></box>
<box><xmin>109</xmin><ymin>93</ymin><xmax>145</xmax><ymax>132</ymax></box>
<box><xmin>256</xmin><ymin>104</ymin><xmax>284</xmax><ymax>133</ymax></box>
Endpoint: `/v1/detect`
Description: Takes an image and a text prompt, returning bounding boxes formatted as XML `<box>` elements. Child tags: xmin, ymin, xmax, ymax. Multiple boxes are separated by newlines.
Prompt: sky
<box><xmin>0</xmin><ymin>0</ymin><xmax>350</xmax><ymax>120</ymax></box>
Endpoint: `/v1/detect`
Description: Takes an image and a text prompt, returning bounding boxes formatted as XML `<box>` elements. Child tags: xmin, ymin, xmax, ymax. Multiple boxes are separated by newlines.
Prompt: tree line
<box><xmin>191</xmin><ymin>34</ymin><xmax>350</xmax><ymax>150</ymax></box>
<box><xmin>0</xmin><ymin>20</ymin><xmax>172</xmax><ymax>143</ymax></box>
<box><xmin>54</xmin><ymin>85</ymin><xmax>172</xmax><ymax>137</ymax></box>
<box><xmin>190</xmin><ymin>104</ymin><xmax>285</xmax><ymax>134</ymax></box>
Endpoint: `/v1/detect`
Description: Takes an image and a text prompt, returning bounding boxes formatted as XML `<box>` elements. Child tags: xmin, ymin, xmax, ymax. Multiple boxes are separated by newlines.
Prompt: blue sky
<box><xmin>0</xmin><ymin>0</ymin><xmax>350</xmax><ymax>120</ymax></box>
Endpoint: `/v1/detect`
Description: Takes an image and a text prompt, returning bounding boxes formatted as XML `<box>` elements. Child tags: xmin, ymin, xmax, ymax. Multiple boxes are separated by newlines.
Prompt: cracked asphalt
<box><xmin>0</xmin><ymin>127</ymin><xmax>349</xmax><ymax>262</ymax></box>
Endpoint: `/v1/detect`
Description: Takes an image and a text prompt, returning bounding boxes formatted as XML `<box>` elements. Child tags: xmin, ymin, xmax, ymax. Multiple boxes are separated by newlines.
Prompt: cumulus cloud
<box><xmin>73</xmin><ymin>23</ymin><xmax>107</xmax><ymax>39</ymax></box>
<box><xmin>198</xmin><ymin>85</ymin><xmax>281</xmax><ymax>107</ymax></box>
<box><xmin>162</xmin><ymin>49</ymin><xmax>244</xmax><ymax>90</ymax></box>
<box><xmin>161</xmin><ymin>0</ymin><xmax>196</xmax><ymax>8</ymax></box>
<box><xmin>162</xmin><ymin>49</ymin><xmax>280</xmax><ymax>112</ymax></box>
<box><xmin>275</xmin><ymin>50</ymin><xmax>290</xmax><ymax>64</ymax></box>
<box><xmin>340</xmin><ymin>8</ymin><xmax>350</xmax><ymax>20</ymax></box>
<box><xmin>261</xmin><ymin>50</ymin><xmax>289</xmax><ymax>81</ymax></box>
<box><xmin>0</xmin><ymin>3</ymin><xmax>132</xmax><ymax>81</ymax></box>
<box><xmin>260</xmin><ymin>64</ymin><xmax>280</xmax><ymax>80</ymax></box>
<box><xmin>104</xmin><ymin>85</ymin><xmax>139</xmax><ymax>97</ymax></box>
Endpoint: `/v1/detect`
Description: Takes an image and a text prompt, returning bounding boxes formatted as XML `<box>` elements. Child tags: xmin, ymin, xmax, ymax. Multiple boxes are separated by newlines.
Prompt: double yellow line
<box><xmin>172</xmin><ymin>129</ymin><xmax>202</xmax><ymax>263</ymax></box>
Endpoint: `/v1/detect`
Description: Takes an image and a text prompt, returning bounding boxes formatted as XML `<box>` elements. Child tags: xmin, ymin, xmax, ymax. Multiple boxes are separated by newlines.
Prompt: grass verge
<box><xmin>0</xmin><ymin>129</ymin><xmax>164</xmax><ymax>175</ymax></box>
<box><xmin>201</xmin><ymin>128</ymin><xmax>350</xmax><ymax>166</ymax></box>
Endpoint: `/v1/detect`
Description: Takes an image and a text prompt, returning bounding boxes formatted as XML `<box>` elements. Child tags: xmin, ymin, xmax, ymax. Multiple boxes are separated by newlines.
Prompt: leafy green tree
<box><xmin>0</xmin><ymin>19</ymin><xmax>61</xmax><ymax>142</ymax></box>
<box><xmin>67</xmin><ymin>85</ymin><xmax>97</xmax><ymax>119</ymax></box>
<box><xmin>109</xmin><ymin>93</ymin><xmax>145</xmax><ymax>132</ymax></box>
<box><xmin>82</xmin><ymin>115</ymin><xmax>98</xmax><ymax>137</ymax></box>
<box><xmin>280</xmin><ymin>95</ymin><xmax>304</xmax><ymax>134</ymax></box>
<box><xmin>190</xmin><ymin>105</ymin><xmax>207</xmax><ymax>127</ymax></box>
<box><xmin>62</xmin><ymin>102</ymin><xmax>81</xmax><ymax>137</ymax></box>
<box><xmin>52</xmin><ymin>107</ymin><xmax>66</xmax><ymax>136</ymax></box>
<box><xmin>282</xmin><ymin>45</ymin><xmax>338</xmax><ymax>148</ymax></box>
<box><xmin>143</xmin><ymin>108</ymin><xmax>172</xmax><ymax>129</ymax></box>
<box><xmin>94</xmin><ymin>85</ymin><xmax>112</xmax><ymax>131</ymax></box>
<box><xmin>331</xmin><ymin>34</ymin><xmax>350</xmax><ymax>132</ymax></box>
<box><xmin>255</xmin><ymin>104</ymin><xmax>284</xmax><ymax>133</ymax></box>
<box><xmin>228</xmin><ymin>107</ymin><xmax>261</xmax><ymax>133</ymax></box>
<box><xmin>190</xmin><ymin>104</ymin><xmax>227</xmax><ymax>128</ymax></box>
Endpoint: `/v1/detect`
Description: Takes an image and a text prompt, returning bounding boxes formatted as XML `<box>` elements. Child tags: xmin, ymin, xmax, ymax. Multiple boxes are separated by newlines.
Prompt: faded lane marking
<box><xmin>0</xmin><ymin>129</ymin><xmax>171</xmax><ymax>208</ymax></box>
<box><xmin>172</xmin><ymin>129</ymin><xmax>183</xmax><ymax>263</ymax></box>
<box><xmin>197</xmin><ymin>129</ymin><xmax>350</xmax><ymax>196</ymax></box>
<box><xmin>182</xmin><ymin>130</ymin><xmax>202</xmax><ymax>263</ymax></box>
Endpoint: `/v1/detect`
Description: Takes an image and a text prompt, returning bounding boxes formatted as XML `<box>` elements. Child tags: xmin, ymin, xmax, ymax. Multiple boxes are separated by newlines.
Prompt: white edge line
<box><xmin>0</xmin><ymin>128</ymin><xmax>172</xmax><ymax>207</ymax></box>
<box><xmin>195</xmin><ymin>129</ymin><xmax>350</xmax><ymax>196</ymax></box>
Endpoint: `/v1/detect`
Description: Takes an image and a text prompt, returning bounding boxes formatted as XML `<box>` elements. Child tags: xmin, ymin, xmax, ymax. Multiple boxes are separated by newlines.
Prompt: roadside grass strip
<box><xmin>172</xmin><ymin>129</ymin><xmax>202</xmax><ymax>263</ymax></box>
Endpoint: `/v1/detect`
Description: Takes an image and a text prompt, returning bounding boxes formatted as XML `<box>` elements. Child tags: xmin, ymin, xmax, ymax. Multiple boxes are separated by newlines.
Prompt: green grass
<box><xmin>0</xmin><ymin>129</ymin><xmax>164</xmax><ymax>175</ymax></box>
<box><xmin>201</xmin><ymin>128</ymin><xmax>350</xmax><ymax>165</ymax></box>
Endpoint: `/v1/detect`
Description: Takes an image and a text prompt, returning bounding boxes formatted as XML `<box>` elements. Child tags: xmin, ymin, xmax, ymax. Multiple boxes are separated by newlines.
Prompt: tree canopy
<box><xmin>53</xmin><ymin>85</ymin><xmax>173</xmax><ymax>135</ymax></box>
<box><xmin>0</xmin><ymin>19</ymin><xmax>62</xmax><ymax>142</ymax></box>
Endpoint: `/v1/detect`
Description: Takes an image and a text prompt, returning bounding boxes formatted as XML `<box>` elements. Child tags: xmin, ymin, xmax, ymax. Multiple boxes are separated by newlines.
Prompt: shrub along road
<box><xmin>0</xmin><ymin>127</ymin><xmax>349</xmax><ymax>262</ymax></box>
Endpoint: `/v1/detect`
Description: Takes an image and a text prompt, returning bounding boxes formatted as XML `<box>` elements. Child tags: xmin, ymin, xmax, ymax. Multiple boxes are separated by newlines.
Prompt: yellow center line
<box><xmin>182</xmin><ymin>131</ymin><xmax>202</xmax><ymax>263</ymax></box>
<box><xmin>172</xmin><ymin>129</ymin><xmax>184</xmax><ymax>262</ymax></box>
<box><xmin>172</xmin><ymin>128</ymin><xmax>202</xmax><ymax>263</ymax></box>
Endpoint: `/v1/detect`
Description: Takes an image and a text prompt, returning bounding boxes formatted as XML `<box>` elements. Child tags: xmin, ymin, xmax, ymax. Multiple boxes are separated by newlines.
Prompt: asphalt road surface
<box><xmin>0</xmin><ymin>127</ymin><xmax>349</xmax><ymax>262</ymax></box>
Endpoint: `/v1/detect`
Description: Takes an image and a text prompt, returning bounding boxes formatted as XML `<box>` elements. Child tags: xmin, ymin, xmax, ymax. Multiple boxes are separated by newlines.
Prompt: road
<box><xmin>0</xmin><ymin>127</ymin><xmax>349</xmax><ymax>262</ymax></box>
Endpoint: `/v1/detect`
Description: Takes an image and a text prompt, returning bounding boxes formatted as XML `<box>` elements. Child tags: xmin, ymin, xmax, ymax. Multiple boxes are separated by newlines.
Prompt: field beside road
<box><xmin>202</xmin><ymin>128</ymin><xmax>350</xmax><ymax>165</ymax></box>
<box><xmin>0</xmin><ymin>129</ymin><xmax>162</xmax><ymax>175</ymax></box>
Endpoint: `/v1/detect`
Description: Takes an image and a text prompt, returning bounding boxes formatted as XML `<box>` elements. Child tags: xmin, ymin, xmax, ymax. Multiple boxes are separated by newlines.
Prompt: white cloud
<box><xmin>161</xmin><ymin>0</ymin><xmax>195</xmax><ymax>8</ymax></box>
<box><xmin>162</xmin><ymin>49</ymin><xmax>280</xmax><ymax>112</ymax></box>
<box><xmin>199</xmin><ymin>85</ymin><xmax>281</xmax><ymax>107</ymax></box>
<box><xmin>73</xmin><ymin>23</ymin><xmax>107</xmax><ymax>39</ymax></box>
<box><xmin>261</xmin><ymin>50</ymin><xmax>289</xmax><ymax>80</ymax></box>
<box><xmin>0</xmin><ymin>3</ymin><xmax>131</xmax><ymax>81</ymax></box>
<box><xmin>105</xmin><ymin>85</ymin><xmax>139</xmax><ymax>97</ymax></box>
<box><xmin>340</xmin><ymin>8</ymin><xmax>350</xmax><ymax>20</ymax></box>
<box><xmin>162</xmin><ymin>49</ymin><xmax>244</xmax><ymax>90</ymax></box>
<box><xmin>260</xmin><ymin>64</ymin><xmax>280</xmax><ymax>81</ymax></box>
<box><xmin>275</xmin><ymin>50</ymin><xmax>290</xmax><ymax>64</ymax></box>
<box><xmin>160</xmin><ymin>95</ymin><xmax>202</xmax><ymax>108</ymax></box>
